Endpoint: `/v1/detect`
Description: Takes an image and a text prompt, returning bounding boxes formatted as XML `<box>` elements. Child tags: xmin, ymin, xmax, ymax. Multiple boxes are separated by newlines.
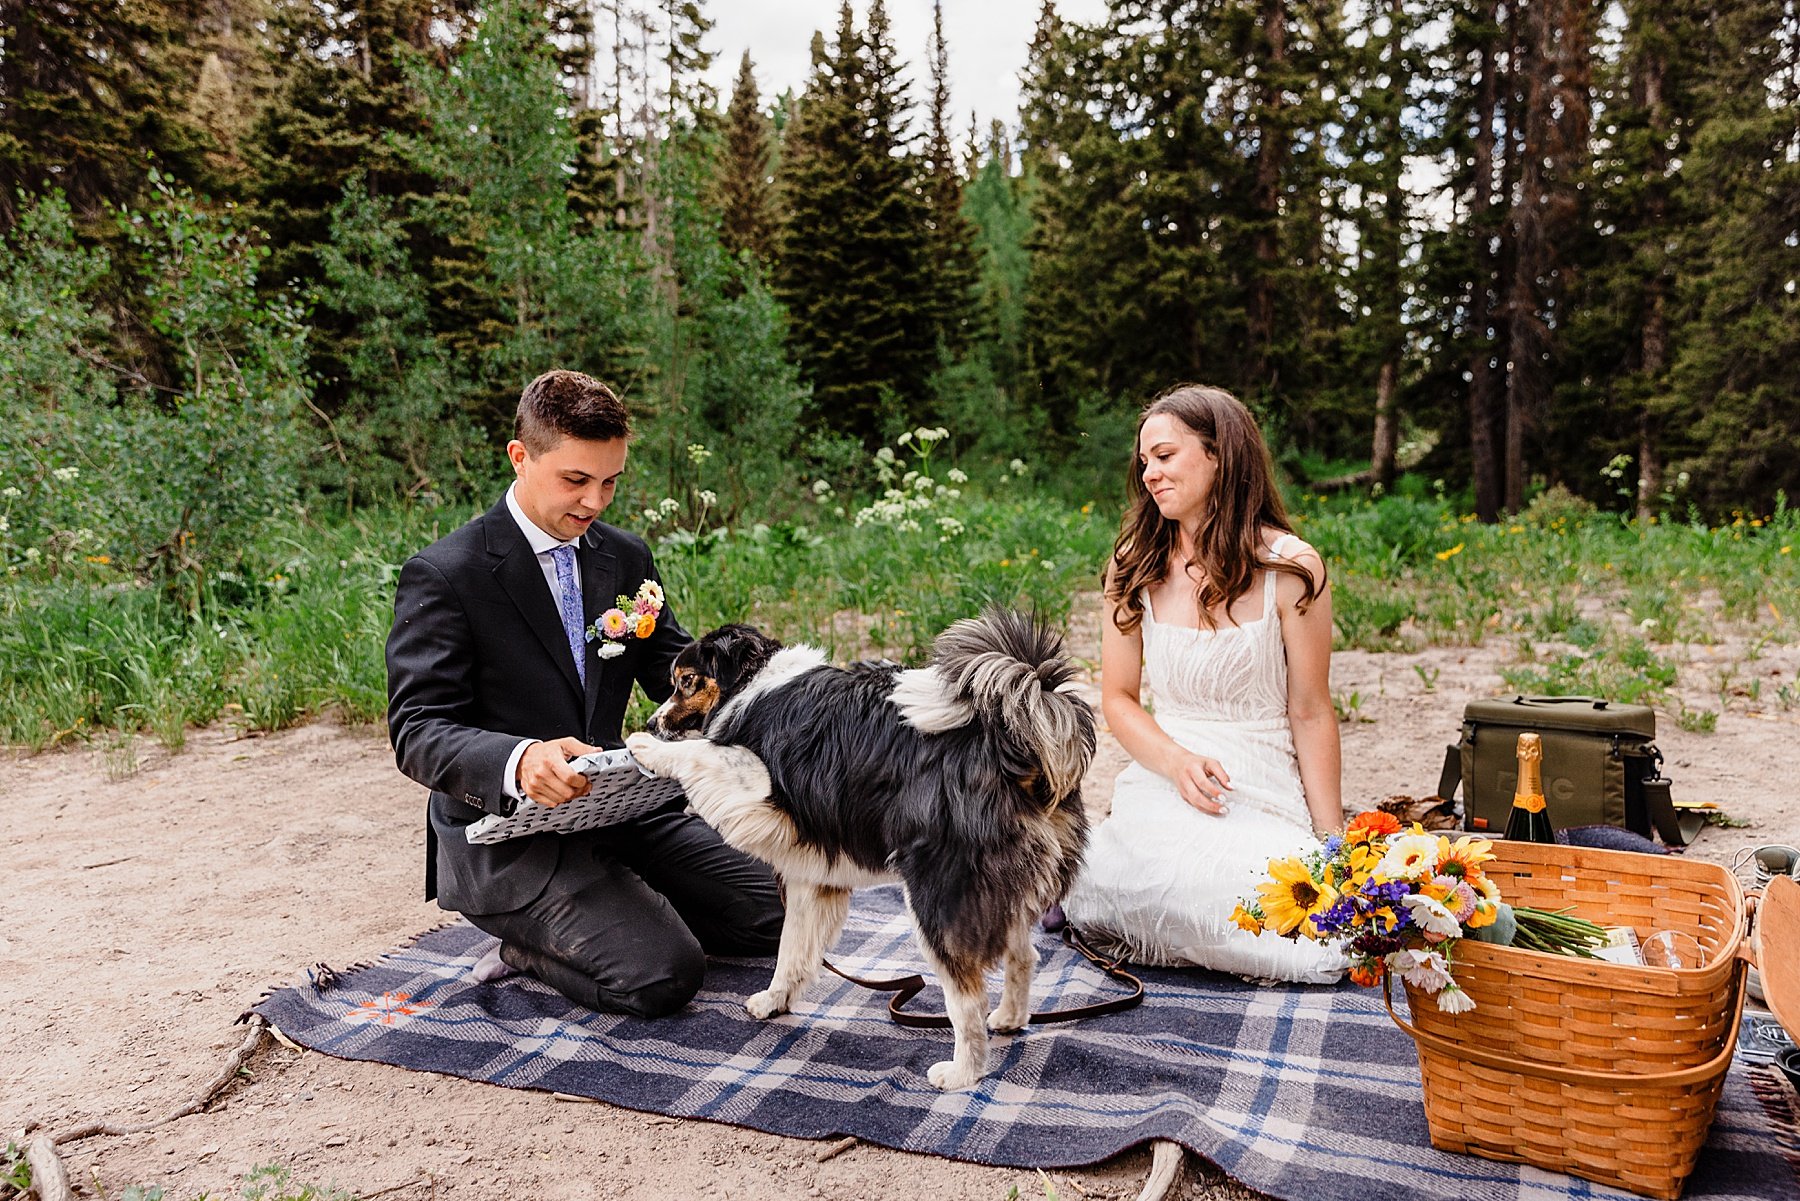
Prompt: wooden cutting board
<box><xmin>1761</xmin><ymin>874</ymin><xmax>1800</xmax><ymax>1040</ymax></box>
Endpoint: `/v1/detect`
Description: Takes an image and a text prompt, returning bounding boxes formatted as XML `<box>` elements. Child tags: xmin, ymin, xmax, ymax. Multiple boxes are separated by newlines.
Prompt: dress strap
<box><xmin>1267</xmin><ymin>532</ymin><xmax>1305</xmax><ymax>560</ymax></box>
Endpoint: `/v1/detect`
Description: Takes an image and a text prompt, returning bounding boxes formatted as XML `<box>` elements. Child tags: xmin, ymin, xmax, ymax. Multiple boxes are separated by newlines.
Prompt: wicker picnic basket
<box><xmin>1382</xmin><ymin>839</ymin><xmax>1751</xmax><ymax>1200</ymax></box>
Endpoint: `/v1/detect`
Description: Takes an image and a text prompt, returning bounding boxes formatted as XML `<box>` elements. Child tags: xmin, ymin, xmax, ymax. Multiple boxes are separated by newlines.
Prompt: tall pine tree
<box><xmin>0</xmin><ymin>0</ymin><xmax>214</xmax><ymax>231</ymax></box>
<box><xmin>776</xmin><ymin>1</ymin><xmax>933</xmax><ymax>443</ymax></box>
<box><xmin>919</xmin><ymin>0</ymin><xmax>977</xmax><ymax>357</ymax></box>
<box><xmin>715</xmin><ymin>53</ymin><xmax>779</xmax><ymax>267</ymax></box>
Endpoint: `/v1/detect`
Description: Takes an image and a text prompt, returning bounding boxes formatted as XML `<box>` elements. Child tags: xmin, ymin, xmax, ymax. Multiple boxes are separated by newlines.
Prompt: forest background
<box><xmin>1</xmin><ymin>0</ymin><xmax>1797</xmax><ymax>750</ymax></box>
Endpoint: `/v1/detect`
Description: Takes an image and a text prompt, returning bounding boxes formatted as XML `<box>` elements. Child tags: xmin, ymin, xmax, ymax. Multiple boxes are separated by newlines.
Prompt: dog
<box><xmin>624</xmin><ymin>608</ymin><xmax>1096</xmax><ymax>1091</ymax></box>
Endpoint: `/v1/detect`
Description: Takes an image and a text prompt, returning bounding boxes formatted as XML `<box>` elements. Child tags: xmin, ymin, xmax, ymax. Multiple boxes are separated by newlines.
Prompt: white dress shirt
<box><xmin>501</xmin><ymin>483</ymin><xmax>584</xmax><ymax>804</ymax></box>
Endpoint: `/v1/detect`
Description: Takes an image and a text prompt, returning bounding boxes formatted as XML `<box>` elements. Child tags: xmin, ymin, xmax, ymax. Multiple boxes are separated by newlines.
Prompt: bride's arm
<box><xmin>1277</xmin><ymin>550</ymin><xmax>1343</xmax><ymax>834</ymax></box>
<box><xmin>1100</xmin><ymin>582</ymin><xmax>1234</xmax><ymax>815</ymax></box>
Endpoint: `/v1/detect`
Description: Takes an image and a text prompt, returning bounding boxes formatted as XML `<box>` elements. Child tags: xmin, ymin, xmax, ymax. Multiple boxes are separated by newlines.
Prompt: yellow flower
<box><xmin>1229</xmin><ymin>903</ymin><xmax>1263</xmax><ymax>934</ymax></box>
<box><xmin>635</xmin><ymin>614</ymin><xmax>657</xmax><ymax>639</ymax></box>
<box><xmin>1255</xmin><ymin>858</ymin><xmax>1339</xmax><ymax>937</ymax></box>
<box><xmin>1435</xmin><ymin>543</ymin><xmax>1464</xmax><ymax>561</ymax></box>
<box><xmin>1435</xmin><ymin>835</ymin><xmax>1496</xmax><ymax>881</ymax></box>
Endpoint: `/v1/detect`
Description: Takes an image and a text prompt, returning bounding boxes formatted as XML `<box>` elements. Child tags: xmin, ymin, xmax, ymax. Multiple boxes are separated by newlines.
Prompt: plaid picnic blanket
<box><xmin>252</xmin><ymin>885</ymin><xmax>1796</xmax><ymax>1201</ymax></box>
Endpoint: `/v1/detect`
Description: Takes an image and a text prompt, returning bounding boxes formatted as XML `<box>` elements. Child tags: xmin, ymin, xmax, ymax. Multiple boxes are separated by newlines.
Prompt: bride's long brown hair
<box><xmin>1106</xmin><ymin>384</ymin><xmax>1320</xmax><ymax>636</ymax></box>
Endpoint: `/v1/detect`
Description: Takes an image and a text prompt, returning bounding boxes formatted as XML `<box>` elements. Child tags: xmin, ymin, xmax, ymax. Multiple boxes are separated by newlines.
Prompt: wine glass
<box><xmin>1640</xmin><ymin>929</ymin><xmax>1704</xmax><ymax>971</ymax></box>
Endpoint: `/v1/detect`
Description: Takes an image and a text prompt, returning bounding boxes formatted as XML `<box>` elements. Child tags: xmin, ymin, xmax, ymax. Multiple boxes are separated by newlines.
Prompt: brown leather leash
<box><xmin>821</xmin><ymin>927</ymin><xmax>1145</xmax><ymax>1029</ymax></box>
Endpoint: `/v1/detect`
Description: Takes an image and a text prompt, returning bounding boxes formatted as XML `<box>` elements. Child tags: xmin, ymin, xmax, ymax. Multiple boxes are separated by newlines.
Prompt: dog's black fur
<box><xmin>626</xmin><ymin>608</ymin><xmax>1095</xmax><ymax>1090</ymax></box>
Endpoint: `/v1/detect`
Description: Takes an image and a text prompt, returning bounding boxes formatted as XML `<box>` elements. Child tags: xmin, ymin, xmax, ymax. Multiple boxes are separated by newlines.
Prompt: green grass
<box><xmin>1297</xmin><ymin>488</ymin><xmax>1798</xmax><ymax>709</ymax></box>
<box><xmin>4</xmin><ymin>480</ymin><xmax>1793</xmax><ymax>749</ymax></box>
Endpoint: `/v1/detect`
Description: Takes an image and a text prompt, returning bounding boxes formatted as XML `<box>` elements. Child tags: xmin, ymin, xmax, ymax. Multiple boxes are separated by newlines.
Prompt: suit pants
<box><xmin>465</xmin><ymin>804</ymin><xmax>784</xmax><ymax>1018</ymax></box>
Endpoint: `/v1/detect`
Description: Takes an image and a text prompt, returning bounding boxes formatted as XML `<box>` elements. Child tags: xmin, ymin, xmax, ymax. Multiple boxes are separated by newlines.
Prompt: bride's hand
<box><xmin>1172</xmin><ymin>752</ymin><xmax>1232</xmax><ymax>815</ymax></box>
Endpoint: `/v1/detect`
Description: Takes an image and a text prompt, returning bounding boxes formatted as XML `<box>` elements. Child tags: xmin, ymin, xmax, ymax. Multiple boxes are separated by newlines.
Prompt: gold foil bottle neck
<box><xmin>1514</xmin><ymin>731</ymin><xmax>1545</xmax><ymax>810</ymax></box>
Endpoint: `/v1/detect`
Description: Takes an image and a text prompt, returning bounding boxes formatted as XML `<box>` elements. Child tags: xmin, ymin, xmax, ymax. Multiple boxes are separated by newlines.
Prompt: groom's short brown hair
<box><xmin>515</xmin><ymin>370</ymin><xmax>631</xmax><ymax>454</ymax></box>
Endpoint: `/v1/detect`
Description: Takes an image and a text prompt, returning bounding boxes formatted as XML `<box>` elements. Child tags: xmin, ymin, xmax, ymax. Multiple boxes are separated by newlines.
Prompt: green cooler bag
<box><xmin>1436</xmin><ymin>695</ymin><xmax>1702</xmax><ymax>847</ymax></box>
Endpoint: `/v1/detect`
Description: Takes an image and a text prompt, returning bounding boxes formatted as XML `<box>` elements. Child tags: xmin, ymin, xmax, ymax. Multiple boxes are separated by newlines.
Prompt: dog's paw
<box><xmin>927</xmin><ymin>1058</ymin><xmax>983</xmax><ymax>1091</ymax></box>
<box><xmin>625</xmin><ymin>732</ymin><xmax>669</xmax><ymax>772</ymax></box>
<box><xmin>745</xmin><ymin>989</ymin><xmax>789</xmax><ymax>1020</ymax></box>
<box><xmin>987</xmin><ymin>1003</ymin><xmax>1028</xmax><ymax>1034</ymax></box>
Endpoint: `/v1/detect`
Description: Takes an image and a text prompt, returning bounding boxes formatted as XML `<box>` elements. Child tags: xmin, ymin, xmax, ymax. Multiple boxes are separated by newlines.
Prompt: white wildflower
<box><xmin>52</xmin><ymin>466</ymin><xmax>80</xmax><ymax>482</ymax></box>
<box><xmin>912</xmin><ymin>476</ymin><xmax>934</xmax><ymax>493</ymax></box>
<box><xmin>917</xmin><ymin>426</ymin><xmax>948</xmax><ymax>444</ymax></box>
<box><xmin>897</xmin><ymin>431</ymin><xmax>914</xmax><ymax>445</ymax></box>
<box><xmin>1042</xmin><ymin>560</ymin><xmax>1056</xmax><ymax>571</ymax></box>
<box><xmin>1374</xmin><ymin>833</ymin><xmax>1442</xmax><ymax>880</ymax></box>
<box><xmin>641</xmin><ymin>509</ymin><xmax>663</xmax><ymax>525</ymax></box>
<box><xmin>1400</xmin><ymin>894</ymin><xmax>1462</xmax><ymax>941</ymax></box>
<box><xmin>1008</xmin><ymin>458</ymin><xmax>1028</xmax><ymax>476</ymax></box>
<box><xmin>936</xmin><ymin>516</ymin><xmax>965</xmax><ymax>542</ymax></box>
<box><xmin>1435</xmin><ymin>984</ymin><xmax>1477</xmax><ymax>1014</ymax></box>
<box><xmin>658</xmin><ymin>497</ymin><xmax>681</xmax><ymax>514</ymax></box>
<box><xmin>811</xmin><ymin>479</ymin><xmax>833</xmax><ymax>496</ymax></box>
<box><xmin>875</xmin><ymin>447</ymin><xmax>896</xmax><ymax>464</ymax></box>
<box><xmin>698</xmin><ymin>490</ymin><xmax>717</xmax><ymax>507</ymax></box>
<box><xmin>947</xmin><ymin>468</ymin><xmax>968</xmax><ymax>484</ymax></box>
<box><xmin>686</xmin><ymin>443</ymin><xmax>713</xmax><ymax>464</ymax></box>
<box><xmin>1</xmin><ymin>485</ymin><xmax>21</xmax><ymax>499</ymax></box>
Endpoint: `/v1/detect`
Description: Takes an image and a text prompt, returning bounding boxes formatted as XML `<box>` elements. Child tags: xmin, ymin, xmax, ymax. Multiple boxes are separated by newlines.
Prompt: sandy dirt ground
<box><xmin>5</xmin><ymin>616</ymin><xmax>1797</xmax><ymax>1201</ymax></box>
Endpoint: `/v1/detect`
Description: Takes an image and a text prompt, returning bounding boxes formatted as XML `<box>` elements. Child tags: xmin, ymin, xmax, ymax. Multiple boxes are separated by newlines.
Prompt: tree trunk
<box><xmin>1247</xmin><ymin>0</ymin><xmax>1287</xmax><ymax>389</ymax></box>
<box><xmin>1371</xmin><ymin>359</ymin><xmax>1400</xmax><ymax>491</ymax></box>
<box><xmin>1635</xmin><ymin>21</ymin><xmax>1669</xmax><ymax>523</ymax></box>
<box><xmin>1503</xmin><ymin>0</ymin><xmax>1563</xmax><ymax>512</ymax></box>
<box><xmin>1369</xmin><ymin>0</ymin><xmax>1407</xmax><ymax>495</ymax></box>
<box><xmin>1466</xmin><ymin>0</ymin><xmax>1504</xmax><ymax>521</ymax></box>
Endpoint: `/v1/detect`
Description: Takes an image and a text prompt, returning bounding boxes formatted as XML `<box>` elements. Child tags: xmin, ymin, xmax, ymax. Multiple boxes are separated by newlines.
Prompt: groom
<box><xmin>385</xmin><ymin>369</ymin><xmax>783</xmax><ymax>1017</ymax></box>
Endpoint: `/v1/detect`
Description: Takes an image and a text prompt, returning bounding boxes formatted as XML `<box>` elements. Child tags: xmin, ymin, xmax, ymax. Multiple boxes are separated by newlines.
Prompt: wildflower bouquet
<box><xmin>585</xmin><ymin>579</ymin><xmax>664</xmax><ymax>660</ymax></box>
<box><xmin>1231</xmin><ymin>811</ymin><xmax>1608</xmax><ymax>1013</ymax></box>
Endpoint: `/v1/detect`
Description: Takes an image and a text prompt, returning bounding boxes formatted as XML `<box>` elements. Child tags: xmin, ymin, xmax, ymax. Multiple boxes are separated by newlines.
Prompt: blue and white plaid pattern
<box><xmin>549</xmin><ymin>544</ymin><xmax>586</xmax><ymax>688</ymax></box>
<box><xmin>253</xmin><ymin>886</ymin><xmax>1794</xmax><ymax>1201</ymax></box>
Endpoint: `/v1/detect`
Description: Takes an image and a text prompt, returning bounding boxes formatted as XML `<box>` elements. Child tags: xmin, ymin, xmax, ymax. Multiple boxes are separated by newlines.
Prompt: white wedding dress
<box><xmin>1065</xmin><ymin>534</ymin><xmax>1345</xmax><ymax>983</ymax></box>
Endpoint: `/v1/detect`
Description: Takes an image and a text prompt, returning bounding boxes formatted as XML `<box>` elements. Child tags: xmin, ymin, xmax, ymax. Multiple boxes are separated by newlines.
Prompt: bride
<box><xmin>1063</xmin><ymin>384</ymin><xmax>1345</xmax><ymax>983</ymax></box>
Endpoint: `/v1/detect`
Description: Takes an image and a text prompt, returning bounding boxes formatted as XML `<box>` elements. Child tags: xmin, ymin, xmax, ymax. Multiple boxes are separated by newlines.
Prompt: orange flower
<box><xmin>635</xmin><ymin>613</ymin><xmax>657</xmax><ymax>639</ymax></box>
<box><xmin>1348</xmin><ymin>810</ymin><xmax>1401</xmax><ymax>838</ymax></box>
<box><xmin>1348</xmin><ymin>963</ymin><xmax>1382</xmax><ymax>988</ymax></box>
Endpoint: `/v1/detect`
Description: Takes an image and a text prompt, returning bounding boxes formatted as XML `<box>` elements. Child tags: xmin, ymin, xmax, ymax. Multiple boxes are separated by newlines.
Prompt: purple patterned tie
<box><xmin>549</xmin><ymin>544</ymin><xmax>587</xmax><ymax>688</ymax></box>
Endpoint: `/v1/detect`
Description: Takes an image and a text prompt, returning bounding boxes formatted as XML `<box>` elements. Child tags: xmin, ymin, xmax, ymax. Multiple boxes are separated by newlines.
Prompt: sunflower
<box><xmin>1435</xmin><ymin>835</ymin><xmax>1496</xmax><ymax>881</ymax></box>
<box><xmin>1255</xmin><ymin>858</ymin><xmax>1340</xmax><ymax>937</ymax></box>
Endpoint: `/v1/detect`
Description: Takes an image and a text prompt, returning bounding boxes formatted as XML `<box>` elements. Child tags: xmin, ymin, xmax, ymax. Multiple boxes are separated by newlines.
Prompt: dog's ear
<box><xmin>707</xmin><ymin>625</ymin><xmax>780</xmax><ymax>695</ymax></box>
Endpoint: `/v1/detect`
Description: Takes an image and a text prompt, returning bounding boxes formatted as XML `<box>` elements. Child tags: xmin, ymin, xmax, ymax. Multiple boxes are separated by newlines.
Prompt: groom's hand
<box><xmin>518</xmin><ymin>737</ymin><xmax>600</xmax><ymax>807</ymax></box>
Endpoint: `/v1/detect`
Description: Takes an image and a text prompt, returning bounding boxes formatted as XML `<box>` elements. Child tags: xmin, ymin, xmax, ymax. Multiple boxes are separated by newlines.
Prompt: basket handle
<box><xmin>1381</xmin><ymin>962</ymin><xmax>1748</xmax><ymax>1089</ymax></box>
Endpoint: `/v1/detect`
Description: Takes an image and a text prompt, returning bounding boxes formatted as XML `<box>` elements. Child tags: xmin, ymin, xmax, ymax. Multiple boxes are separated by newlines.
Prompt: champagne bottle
<box><xmin>1504</xmin><ymin>732</ymin><xmax>1556</xmax><ymax>843</ymax></box>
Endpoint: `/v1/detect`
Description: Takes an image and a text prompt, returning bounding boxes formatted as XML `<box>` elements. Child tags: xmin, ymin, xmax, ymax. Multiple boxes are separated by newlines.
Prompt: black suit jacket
<box><xmin>385</xmin><ymin>496</ymin><xmax>690</xmax><ymax>914</ymax></box>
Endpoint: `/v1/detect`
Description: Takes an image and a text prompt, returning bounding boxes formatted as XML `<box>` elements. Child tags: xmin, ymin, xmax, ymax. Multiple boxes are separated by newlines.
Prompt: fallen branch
<box><xmin>23</xmin><ymin>1136</ymin><xmax>72</xmax><ymax>1201</ymax></box>
<box><xmin>1136</xmin><ymin>1140</ymin><xmax>1184</xmax><ymax>1201</ymax></box>
<box><xmin>814</xmin><ymin>1136</ymin><xmax>858</xmax><ymax>1163</ymax></box>
<box><xmin>51</xmin><ymin>1017</ymin><xmax>270</xmax><ymax>1145</ymax></box>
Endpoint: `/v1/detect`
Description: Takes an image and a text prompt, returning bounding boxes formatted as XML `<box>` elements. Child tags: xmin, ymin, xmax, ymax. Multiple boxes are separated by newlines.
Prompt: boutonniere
<box><xmin>584</xmin><ymin>579</ymin><xmax>664</xmax><ymax>660</ymax></box>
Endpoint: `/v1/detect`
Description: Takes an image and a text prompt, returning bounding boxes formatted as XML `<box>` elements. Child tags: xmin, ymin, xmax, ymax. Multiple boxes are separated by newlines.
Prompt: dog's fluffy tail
<box><xmin>891</xmin><ymin>608</ymin><xmax>1096</xmax><ymax>804</ymax></box>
